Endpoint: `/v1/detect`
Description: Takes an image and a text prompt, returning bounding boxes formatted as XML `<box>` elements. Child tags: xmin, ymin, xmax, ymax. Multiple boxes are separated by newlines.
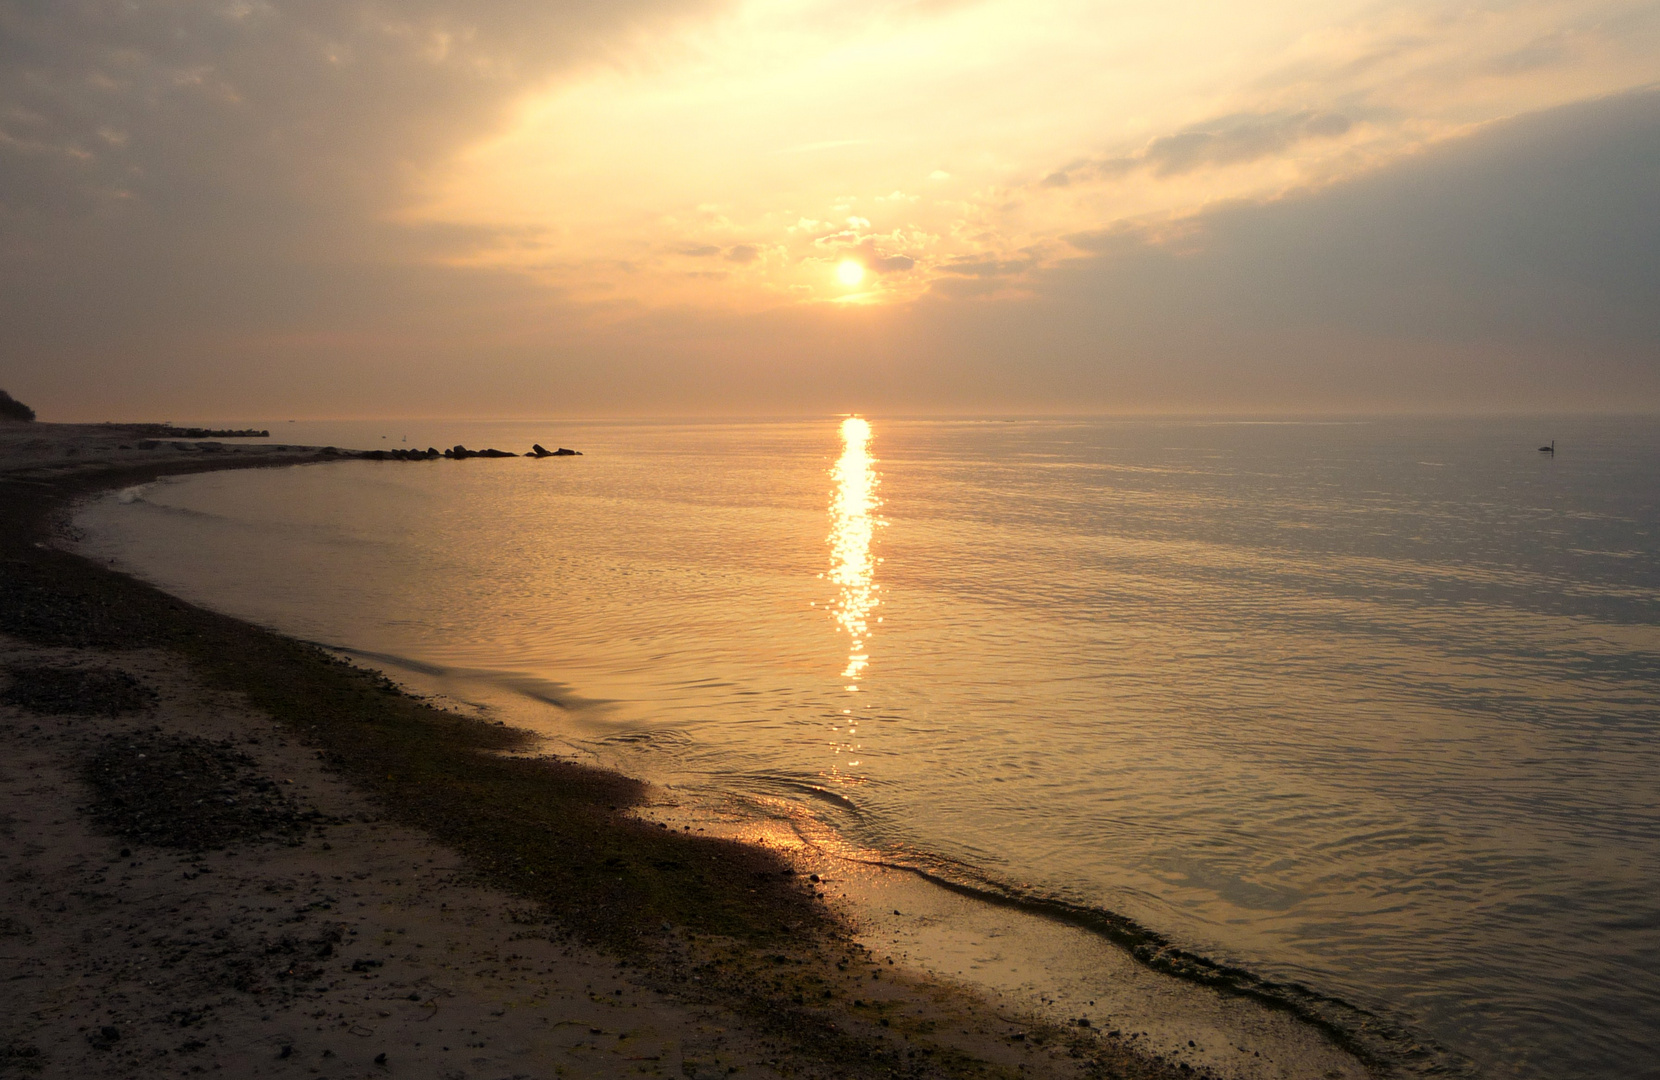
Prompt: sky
<box><xmin>1</xmin><ymin>0</ymin><xmax>1657</xmax><ymax>419</ymax></box>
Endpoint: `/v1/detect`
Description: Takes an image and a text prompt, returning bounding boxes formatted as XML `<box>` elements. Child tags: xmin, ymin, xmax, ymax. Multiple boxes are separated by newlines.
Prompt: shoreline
<box><xmin>2</xmin><ymin>421</ymin><xmax>1374</xmax><ymax>1079</ymax></box>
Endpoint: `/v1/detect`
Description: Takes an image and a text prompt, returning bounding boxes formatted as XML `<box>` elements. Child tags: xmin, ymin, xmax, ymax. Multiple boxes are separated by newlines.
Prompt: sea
<box><xmin>73</xmin><ymin>415</ymin><xmax>1660</xmax><ymax>1079</ymax></box>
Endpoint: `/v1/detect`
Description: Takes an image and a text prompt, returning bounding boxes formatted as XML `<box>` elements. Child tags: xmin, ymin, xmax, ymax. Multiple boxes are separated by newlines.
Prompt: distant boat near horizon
<box><xmin>1539</xmin><ymin>439</ymin><xmax>1555</xmax><ymax>453</ymax></box>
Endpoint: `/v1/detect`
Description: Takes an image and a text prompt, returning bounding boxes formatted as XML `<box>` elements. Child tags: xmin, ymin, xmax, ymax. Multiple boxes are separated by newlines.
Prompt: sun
<box><xmin>836</xmin><ymin>260</ymin><xmax>865</xmax><ymax>287</ymax></box>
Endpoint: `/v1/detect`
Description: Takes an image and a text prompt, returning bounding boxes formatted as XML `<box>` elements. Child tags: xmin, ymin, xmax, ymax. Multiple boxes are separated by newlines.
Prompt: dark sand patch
<box><xmin>81</xmin><ymin>729</ymin><xmax>330</xmax><ymax>850</ymax></box>
<box><xmin>1</xmin><ymin>664</ymin><xmax>158</xmax><ymax>716</ymax></box>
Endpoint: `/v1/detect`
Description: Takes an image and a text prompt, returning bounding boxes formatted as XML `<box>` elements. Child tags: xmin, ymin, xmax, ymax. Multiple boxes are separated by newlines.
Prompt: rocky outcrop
<box><xmin>530</xmin><ymin>444</ymin><xmax>582</xmax><ymax>457</ymax></box>
<box><xmin>443</xmin><ymin>445</ymin><xmax>517</xmax><ymax>459</ymax></box>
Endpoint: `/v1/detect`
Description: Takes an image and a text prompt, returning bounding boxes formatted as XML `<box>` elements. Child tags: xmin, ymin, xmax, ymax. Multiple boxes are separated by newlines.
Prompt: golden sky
<box><xmin>2</xmin><ymin>0</ymin><xmax>1658</xmax><ymax>416</ymax></box>
<box><xmin>408</xmin><ymin>0</ymin><xmax>1660</xmax><ymax>307</ymax></box>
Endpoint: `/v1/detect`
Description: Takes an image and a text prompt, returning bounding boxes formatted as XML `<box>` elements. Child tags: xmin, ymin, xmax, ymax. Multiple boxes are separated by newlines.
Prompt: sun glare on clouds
<box><xmin>405</xmin><ymin>0</ymin><xmax>1660</xmax><ymax>310</ymax></box>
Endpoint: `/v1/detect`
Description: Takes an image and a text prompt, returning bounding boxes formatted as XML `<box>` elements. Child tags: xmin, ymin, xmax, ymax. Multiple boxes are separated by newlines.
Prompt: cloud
<box><xmin>848</xmin><ymin>237</ymin><xmax>915</xmax><ymax>274</ymax></box>
<box><xmin>1484</xmin><ymin>31</ymin><xmax>1576</xmax><ymax>75</ymax></box>
<box><xmin>1042</xmin><ymin>109</ymin><xmax>1354</xmax><ymax>187</ymax></box>
<box><xmin>680</xmin><ymin>244</ymin><xmax>722</xmax><ymax>257</ymax></box>
<box><xmin>927</xmin><ymin>275</ymin><xmax>1007</xmax><ymax>298</ymax></box>
<box><xmin>1145</xmin><ymin>111</ymin><xmax>1353</xmax><ymax>175</ymax></box>
<box><xmin>810</xmin><ymin>231</ymin><xmax>914</xmax><ymax>274</ymax></box>
<box><xmin>0</xmin><ymin>0</ymin><xmax>723</xmax><ymax>414</ymax></box>
<box><xmin>724</xmin><ymin>244</ymin><xmax>759</xmax><ymax>263</ymax></box>
<box><xmin>936</xmin><ymin>254</ymin><xmax>1036</xmax><ymax>278</ymax></box>
<box><xmin>931</xmin><ymin>88</ymin><xmax>1660</xmax><ymax>411</ymax></box>
<box><xmin>0</xmin><ymin>0</ymin><xmax>716</xmax><ymax>232</ymax></box>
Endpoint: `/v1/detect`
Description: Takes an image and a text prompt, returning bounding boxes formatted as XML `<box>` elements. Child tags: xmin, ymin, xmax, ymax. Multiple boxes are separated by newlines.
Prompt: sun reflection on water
<box><xmin>829</xmin><ymin>416</ymin><xmax>880</xmax><ymax>690</ymax></box>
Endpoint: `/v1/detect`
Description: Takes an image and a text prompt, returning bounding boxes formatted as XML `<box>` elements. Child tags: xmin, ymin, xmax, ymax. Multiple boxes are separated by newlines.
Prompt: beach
<box><xmin>0</xmin><ymin>421</ymin><xmax>1369</xmax><ymax>1080</ymax></box>
<box><xmin>8</xmin><ymin>0</ymin><xmax>1654</xmax><ymax>1073</ymax></box>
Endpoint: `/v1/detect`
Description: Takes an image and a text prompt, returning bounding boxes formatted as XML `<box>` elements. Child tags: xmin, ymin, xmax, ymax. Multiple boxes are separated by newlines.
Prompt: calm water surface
<box><xmin>76</xmin><ymin>417</ymin><xmax>1660</xmax><ymax>1079</ymax></box>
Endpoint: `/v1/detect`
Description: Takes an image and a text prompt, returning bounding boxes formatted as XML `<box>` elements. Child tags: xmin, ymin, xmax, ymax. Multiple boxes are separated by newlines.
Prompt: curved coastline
<box><xmin>2</xmin><ymin>421</ymin><xmax>1381</xmax><ymax>1080</ymax></box>
<box><xmin>320</xmin><ymin>644</ymin><xmax>1461</xmax><ymax>1077</ymax></box>
<box><xmin>831</xmin><ymin>854</ymin><xmax>1471</xmax><ymax>1079</ymax></box>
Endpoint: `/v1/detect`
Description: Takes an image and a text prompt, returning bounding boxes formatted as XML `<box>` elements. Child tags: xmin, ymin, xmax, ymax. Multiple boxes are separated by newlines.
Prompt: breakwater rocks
<box><xmin>134</xmin><ymin>424</ymin><xmax>271</xmax><ymax>439</ymax></box>
<box><xmin>357</xmin><ymin>444</ymin><xmax>583</xmax><ymax>461</ymax></box>
<box><xmin>447</xmin><ymin>445</ymin><xmax>516</xmax><ymax>459</ymax></box>
<box><xmin>360</xmin><ymin>448</ymin><xmax>444</xmax><ymax>461</ymax></box>
<box><xmin>110</xmin><ymin>437</ymin><xmax>581</xmax><ymax>462</ymax></box>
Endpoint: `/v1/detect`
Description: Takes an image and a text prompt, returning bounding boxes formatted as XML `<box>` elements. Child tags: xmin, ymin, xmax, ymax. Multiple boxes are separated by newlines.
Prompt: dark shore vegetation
<box><xmin>0</xmin><ymin>389</ymin><xmax>35</xmax><ymax>423</ymax></box>
<box><xmin>0</xmin><ymin>459</ymin><xmax>1213</xmax><ymax>1080</ymax></box>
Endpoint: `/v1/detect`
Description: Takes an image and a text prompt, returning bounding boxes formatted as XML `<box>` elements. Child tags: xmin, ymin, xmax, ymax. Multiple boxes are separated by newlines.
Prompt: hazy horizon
<box><xmin>34</xmin><ymin>408</ymin><xmax>1660</xmax><ymax>427</ymax></box>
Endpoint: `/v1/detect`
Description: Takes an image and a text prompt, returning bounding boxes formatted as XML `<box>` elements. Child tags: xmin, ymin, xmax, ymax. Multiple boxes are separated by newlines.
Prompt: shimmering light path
<box><xmin>828</xmin><ymin>417</ymin><xmax>880</xmax><ymax>689</ymax></box>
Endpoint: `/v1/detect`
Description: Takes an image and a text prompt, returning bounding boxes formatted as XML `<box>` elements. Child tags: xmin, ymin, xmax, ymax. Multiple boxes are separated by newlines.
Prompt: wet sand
<box><xmin>0</xmin><ymin>420</ymin><xmax>1373</xmax><ymax>1080</ymax></box>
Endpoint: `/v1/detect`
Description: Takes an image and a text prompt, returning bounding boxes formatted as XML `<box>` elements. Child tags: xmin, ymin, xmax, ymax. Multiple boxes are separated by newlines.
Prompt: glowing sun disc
<box><xmin>836</xmin><ymin>260</ymin><xmax>865</xmax><ymax>287</ymax></box>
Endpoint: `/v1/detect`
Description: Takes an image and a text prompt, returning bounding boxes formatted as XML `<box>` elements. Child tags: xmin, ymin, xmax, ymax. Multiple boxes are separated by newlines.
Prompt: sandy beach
<box><xmin>0</xmin><ymin>421</ymin><xmax>1372</xmax><ymax>1080</ymax></box>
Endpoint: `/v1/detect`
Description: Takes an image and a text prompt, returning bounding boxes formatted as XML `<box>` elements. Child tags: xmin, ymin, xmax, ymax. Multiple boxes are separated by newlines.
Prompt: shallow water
<box><xmin>76</xmin><ymin>416</ymin><xmax>1660</xmax><ymax>1079</ymax></box>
